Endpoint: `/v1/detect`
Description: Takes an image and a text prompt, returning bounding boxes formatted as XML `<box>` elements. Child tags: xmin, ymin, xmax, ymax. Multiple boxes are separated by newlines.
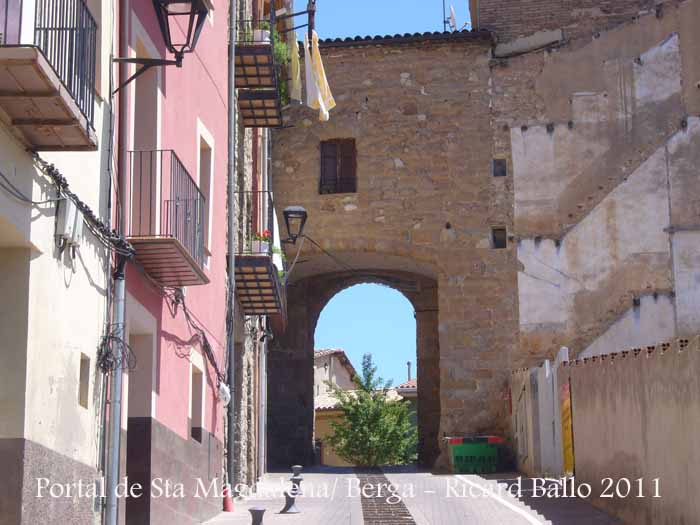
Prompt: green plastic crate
<box><xmin>447</xmin><ymin>436</ymin><xmax>501</xmax><ymax>474</ymax></box>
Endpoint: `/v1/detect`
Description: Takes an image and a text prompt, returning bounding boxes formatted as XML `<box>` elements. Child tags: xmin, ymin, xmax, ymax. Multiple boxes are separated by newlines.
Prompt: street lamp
<box><xmin>283</xmin><ymin>206</ymin><xmax>308</xmax><ymax>244</ymax></box>
<box><xmin>113</xmin><ymin>0</ymin><xmax>213</xmax><ymax>94</ymax></box>
<box><xmin>153</xmin><ymin>0</ymin><xmax>212</xmax><ymax>64</ymax></box>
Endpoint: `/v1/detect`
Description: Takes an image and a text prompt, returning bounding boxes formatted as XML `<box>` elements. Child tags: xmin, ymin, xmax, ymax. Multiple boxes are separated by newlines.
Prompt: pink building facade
<box><xmin>117</xmin><ymin>1</ymin><xmax>230</xmax><ymax>522</ymax></box>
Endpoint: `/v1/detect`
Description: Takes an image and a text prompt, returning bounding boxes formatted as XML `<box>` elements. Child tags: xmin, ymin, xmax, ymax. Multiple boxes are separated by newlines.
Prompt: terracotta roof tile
<box><xmin>397</xmin><ymin>379</ymin><xmax>417</xmax><ymax>390</ymax></box>
<box><xmin>318</xmin><ymin>29</ymin><xmax>494</xmax><ymax>49</ymax></box>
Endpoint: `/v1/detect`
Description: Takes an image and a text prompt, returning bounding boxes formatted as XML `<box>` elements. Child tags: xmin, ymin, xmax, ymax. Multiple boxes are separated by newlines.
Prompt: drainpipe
<box><xmin>105</xmin><ymin>256</ymin><xmax>127</xmax><ymax>525</ymax></box>
<box><xmin>104</xmin><ymin>2</ymin><xmax>129</xmax><ymax>523</ymax></box>
<box><xmin>226</xmin><ymin>0</ymin><xmax>238</xmax><ymax>490</ymax></box>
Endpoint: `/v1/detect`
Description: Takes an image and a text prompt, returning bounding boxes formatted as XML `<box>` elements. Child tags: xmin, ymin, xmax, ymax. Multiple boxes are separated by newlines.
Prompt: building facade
<box><xmin>268</xmin><ymin>0</ymin><xmax>700</xmax><ymax>471</ymax></box>
<box><xmin>0</xmin><ymin>0</ymin><xmax>114</xmax><ymax>522</ymax></box>
<box><xmin>0</xmin><ymin>0</ymin><xmax>292</xmax><ymax>523</ymax></box>
<box><xmin>313</xmin><ymin>348</ymin><xmax>357</xmax><ymax>467</ymax></box>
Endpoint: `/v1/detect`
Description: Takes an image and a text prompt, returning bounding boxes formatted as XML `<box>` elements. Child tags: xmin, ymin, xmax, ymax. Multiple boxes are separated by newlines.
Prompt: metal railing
<box><xmin>128</xmin><ymin>150</ymin><xmax>206</xmax><ymax>269</ymax></box>
<box><xmin>33</xmin><ymin>0</ymin><xmax>97</xmax><ymax>126</ymax></box>
<box><xmin>236</xmin><ymin>7</ymin><xmax>277</xmax><ymax>45</ymax></box>
<box><xmin>235</xmin><ymin>191</ymin><xmax>275</xmax><ymax>256</ymax></box>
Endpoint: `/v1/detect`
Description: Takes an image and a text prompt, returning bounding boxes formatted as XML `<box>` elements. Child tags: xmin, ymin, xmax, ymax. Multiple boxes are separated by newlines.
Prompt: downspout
<box><xmin>226</xmin><ymin>0</ymin><xmax>238</xmax><ymax>490</ymax></box>
<box><xmin>105</xmin><ymin>257</ymin><xmax>127</xmax><ymax>525</ymax></box>
<box><xmin>105</xmin><ymin>2</ymin><xmax>129</xmax><ymax>523</ymax></box>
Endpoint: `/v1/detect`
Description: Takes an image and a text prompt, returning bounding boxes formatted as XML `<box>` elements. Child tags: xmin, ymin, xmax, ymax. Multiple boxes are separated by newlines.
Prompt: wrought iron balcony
<box><xmin>0</xmin><ymin>0</ymin><xmax>98</xmax><ymax>150</ymax></box>
<box><xmin>127</xmin><ymin>150</ymin><xmax>208</xmax><ymax>287</ymax></box>
<box><xmin>235</xmin><ymin>8</ymin><xmax>283</xmax><ymax>128</ymax></box>
<box><xmin>234</xmin><ymin>191</ymin><xmax>284</xmax><ymax>315</ymax></box>
<box><xmin>235</xmin><ymin>17</ymin><xmax>278</xmax><ymax>89</ymax></box>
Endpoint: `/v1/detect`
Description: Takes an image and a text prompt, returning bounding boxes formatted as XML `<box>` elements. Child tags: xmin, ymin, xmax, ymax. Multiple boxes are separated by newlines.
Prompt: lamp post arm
<box><xmin>111</xmin><ymin>57</ymin><xmax>182</xmax><ymax>95</ymax></box>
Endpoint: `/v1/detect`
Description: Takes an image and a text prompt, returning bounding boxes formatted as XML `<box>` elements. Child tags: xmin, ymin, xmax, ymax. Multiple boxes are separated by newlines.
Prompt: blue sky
<box><xmin>316</xmin><ymin>1</ymin><xmax>472</xmax><ymax>40</ymax></box>
<box><xmin>315</xmin><ymin>284</ymin><xmax>416</xmax><ymax>386</ymax></box>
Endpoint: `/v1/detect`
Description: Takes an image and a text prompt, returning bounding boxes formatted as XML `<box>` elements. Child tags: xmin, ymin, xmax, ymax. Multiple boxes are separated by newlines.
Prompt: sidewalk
<box><xmin>204</xmin><ymin>468</ymin><xmax>619</xmax><ymax>525</ymax></box>
<box><xmin>204</xmin><ymin>470</ymin><xmax>363</xmax><ymax>525</ymax></box>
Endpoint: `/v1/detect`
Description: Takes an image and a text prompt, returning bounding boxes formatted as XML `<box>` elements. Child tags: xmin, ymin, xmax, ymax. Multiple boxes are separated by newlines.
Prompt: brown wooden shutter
<box><xmin>320</xmin><ymin>141</ymin><xmax>338</xmax><ymax>194</ymax></box>
<box><xmin>338</xmin><ymin>139</ymin><xmax>357</xmax><ymax>193</ymax></box>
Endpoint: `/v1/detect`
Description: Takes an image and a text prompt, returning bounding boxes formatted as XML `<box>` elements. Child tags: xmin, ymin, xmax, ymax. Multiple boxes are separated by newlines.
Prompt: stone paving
<box><xmin>204</xmin><ymin>468</ymin><xmax>619</xmax><ymax>525</ymax></box>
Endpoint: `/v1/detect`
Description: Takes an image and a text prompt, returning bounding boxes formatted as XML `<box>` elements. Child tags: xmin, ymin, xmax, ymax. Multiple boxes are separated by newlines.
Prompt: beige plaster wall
<box><xmin>0</xmin><ymin>0</ymin><xmax>114</xmax><ymax>473</ymax></box>
<box><xmin>563</xmin><ymin>339</ymin><xmax>700</xmax><ymax>524</ymax></box>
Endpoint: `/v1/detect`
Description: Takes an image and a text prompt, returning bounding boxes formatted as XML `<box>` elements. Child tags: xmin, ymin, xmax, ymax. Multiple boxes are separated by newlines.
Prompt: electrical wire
<box><xmin>31</xmin><ymin>153</ymin><xmax>135</xmax><ymax>258</ymax></box>
<box><xmin>0</xmin><ymin>167</ymin><xmax>61</xmax><ymax>205</ymax></box>
<box><xmin>163</xmin><ymin>288</ymin><xmax>227</xmax><ymax>385</ymax></box>
<box><xmin>303</xmin><ymin>233</ymin><xmax>354</xmax><ymax>272</ymax></box>
<box><xmin>282</xmin><ymin>235</ymin><xmax>305</xmax><ymax>284</ymax></box>
<box><xmin>97</xmin><ymin>326</ymin><xmax>137</xmax><ymax>372</ymax></box>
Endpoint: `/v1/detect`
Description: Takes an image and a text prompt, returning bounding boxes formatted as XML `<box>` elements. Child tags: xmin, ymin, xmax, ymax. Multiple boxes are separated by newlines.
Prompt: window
<box><xmin>190</xmin><ymin>366</ymin><xmax>204</xmax><ymax>442</ymax></box>
<box><xmin>492</xmin><ymin>227</ymin><xmax>508</xmax><ymax>249</ymax></box>
<box><xmin>492</xmin><ymin>158</ymin><xmax>507</xmax><ymax>177</ymax></box>
<box><xmin>320</xmin><ymin>139</ymin><xmax>357</xmax><ymax>194</ymax></box>
<box><xmin>79</xmin><ymin>354</ymin><xmax>90</xmax><ymax>409</ymax></box>
<box><xmin>198</xmin><ymin>135</ymin><xmax>213</xmax><ymax>257</ymax></box>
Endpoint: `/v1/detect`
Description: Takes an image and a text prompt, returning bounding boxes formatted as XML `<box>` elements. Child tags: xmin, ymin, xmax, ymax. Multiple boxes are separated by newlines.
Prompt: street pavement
<box><xmin>204</xmin><ymin>467</ymin><xmax>619</xmax><ymax>524</ymax></box>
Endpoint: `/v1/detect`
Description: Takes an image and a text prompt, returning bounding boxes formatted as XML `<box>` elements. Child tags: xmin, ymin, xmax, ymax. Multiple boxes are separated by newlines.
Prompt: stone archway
<box><xmin>267</xmin><ymin>259</ymin><xmax>441</xmax><ymax>469</ymax></box>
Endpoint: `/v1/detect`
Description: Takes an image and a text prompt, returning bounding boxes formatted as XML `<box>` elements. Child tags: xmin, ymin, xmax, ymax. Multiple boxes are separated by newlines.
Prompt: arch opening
<box><xmin>267</xmin><ymin>268</ymin><xmax>441</xmax><ymax>469</ymax></box>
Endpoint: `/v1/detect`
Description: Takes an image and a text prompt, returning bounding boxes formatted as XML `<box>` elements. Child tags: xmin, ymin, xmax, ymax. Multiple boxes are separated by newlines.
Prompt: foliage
<box><xmin>326</xmin><ymin>354</ymin><xmax>418</xmax><ymax>467</ymax></box>
<box><xmin>253</xmin><ymin>229</ymin><xmax>271</xmax><ymax>242</ymax></box>
<box><xmin>256</xmin><ymin>21</ymin><xmax>291</xmax><ymax>106</ymax></box>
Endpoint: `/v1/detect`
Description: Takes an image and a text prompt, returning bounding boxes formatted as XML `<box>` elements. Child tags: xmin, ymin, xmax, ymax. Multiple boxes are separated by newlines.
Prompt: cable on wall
<box><xmin>164</xmin><ymin>287</ymin><xmax>227</xmax><ymax>386</ymax></box>
<box><xmin>30</xmin><ymin>152</ymin><xmax>135</xmax><ymax>257</ymax></box>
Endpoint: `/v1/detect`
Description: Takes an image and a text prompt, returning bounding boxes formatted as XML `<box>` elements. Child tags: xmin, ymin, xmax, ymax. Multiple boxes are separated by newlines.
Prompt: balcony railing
<box><xmin>235</xmin><ymin>9</ymin><xmax>278</xmax><ymax>89</ymax></box>
<box><xmin>127</xmin><ymin>150</ymin><xmax>207</xmax><ymax>286</ymax></box>
<box><xmin>34</xmin><ymin>0</ymin><xmax>97</xmax><ymax>126</ymax></box>
<box><xmin>235</xmin><ymin>7</ymin><xmax>284</xmax><ymax>127</ymax></box>
<box><xmin>234</xmin><ymin>190</ymin><xmax>284</xmax><ymax>315</ymax></box>
<box><xmin>237</xmin><ymin>190</ymin><xmax>275</xmax><ymax>255</ymax></box>
<box><xmin>0</xmin><ymin>0</ymin><xmax>97</xmax><ymax>149</ymax></box>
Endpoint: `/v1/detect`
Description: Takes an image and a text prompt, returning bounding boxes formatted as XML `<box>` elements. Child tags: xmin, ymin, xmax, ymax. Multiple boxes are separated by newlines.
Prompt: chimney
<box><xmin>407</xmin><ymin>361</ymin><xmax>412</xmax><ymax>382</ymax></box>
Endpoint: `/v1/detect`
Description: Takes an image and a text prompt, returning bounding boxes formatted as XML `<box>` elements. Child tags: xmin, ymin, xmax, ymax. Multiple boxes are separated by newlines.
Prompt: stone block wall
<box><xmin>471</xmin><ymin>0</ymin><xmax>658</xmax><ymax>43</ymax></box>
<box><xmin>268</xmin><ymin>0</ymin><xmax>700</xmax><ymax>468</ymax></box>
<box><xmin>271</xmin><ymin>34</ymin><xmax>518</xmax><ymax>468</ymax></box>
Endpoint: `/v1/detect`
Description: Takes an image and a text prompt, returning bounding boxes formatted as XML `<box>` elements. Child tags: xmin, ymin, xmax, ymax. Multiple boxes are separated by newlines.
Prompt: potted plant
<box><xmin>251</xmin><ymin>229</ymin><xmax>271</xmax><ymax>254</ymax></box>
<box><xmin>253</xmin><ymin>21</ymin><xmax>271</xmax><ymax>43</ymax></box>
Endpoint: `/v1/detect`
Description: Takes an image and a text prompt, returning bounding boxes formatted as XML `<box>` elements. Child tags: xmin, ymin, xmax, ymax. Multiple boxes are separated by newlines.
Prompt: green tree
<box><xmin>326</xmin><ymin>354</ymin><xmax>418</xmax><ymax>467</ymax></box>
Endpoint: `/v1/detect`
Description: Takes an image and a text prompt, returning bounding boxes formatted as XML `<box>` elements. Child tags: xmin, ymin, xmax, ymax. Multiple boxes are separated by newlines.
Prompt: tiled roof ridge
<box><xmin>397</xmin><ymin>379</ymin><xmax>417</xmax><ymax>389</ymax></box>
<box><xmin>318</xmin><ymin>29</ymin><xmax>494</xmax><ymax>49</ymax></box>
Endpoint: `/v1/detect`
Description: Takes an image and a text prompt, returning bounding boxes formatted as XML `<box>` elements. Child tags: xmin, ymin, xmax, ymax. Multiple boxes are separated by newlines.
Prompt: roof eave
<box><xmin>318</xmin><ymin>29</ymin><xmax>494</xmax><ymax>50</ymax></box>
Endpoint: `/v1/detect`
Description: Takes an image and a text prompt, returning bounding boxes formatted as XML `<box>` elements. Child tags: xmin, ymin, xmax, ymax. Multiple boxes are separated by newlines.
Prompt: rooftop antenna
<box><xmin>442</xmin><ymin>0</ymin><xmax>447</xmax><ymax>31</ymax></box>
<box><xmin>449</xmin><ymin>5</ymin><xmax>458</xmax><ymax>31</ymax></box>
<box><xmin>442</xmin><ymin>3</ymin><xmax>469</xmax><ymax>32</ymax></box>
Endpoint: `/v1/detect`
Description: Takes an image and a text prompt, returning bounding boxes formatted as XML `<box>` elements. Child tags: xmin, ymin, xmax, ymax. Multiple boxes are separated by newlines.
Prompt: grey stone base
<box><xmin>126</xmin><ymin>417</ymin><xmax>223</xmax><ymax>525</ymax></box>
<box><xmin>0</xmin><ymin>438</ymin><xmax>100</xmax><ymax>525</ymax></box>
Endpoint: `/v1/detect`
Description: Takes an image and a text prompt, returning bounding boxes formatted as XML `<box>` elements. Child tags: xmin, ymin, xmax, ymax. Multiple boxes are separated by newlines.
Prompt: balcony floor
<box><xmin>129</xmin><ymin>236</ymin><xmax>209</xmax><ymax>287</ymax></box>
<box><xmin>238</xmin><ymin>89</ymin><xmax>283</xmax><ymax>128</ymax></box>
<box><xmin>235</xmin><ymin>254</ymin><xmax>283</xmax><ymax>315</ymax></box>
<box><xmin>235</xmin><ymin>43</ymin><xmax>276</xmax><ymax>89</ymax></box>
<box><xmin>0</xmin><ymin>46</ymin><xmax>97</xmax><ymax>151</ymax></box>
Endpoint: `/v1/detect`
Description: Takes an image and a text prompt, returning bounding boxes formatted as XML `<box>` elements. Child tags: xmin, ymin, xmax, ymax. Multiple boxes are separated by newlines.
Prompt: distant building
<box><xmin>313</xmin><ymin>349</ymin><xmax>358</xmax><ymax>466</ymax></box>
<box><xmin>397</xmin><ymin>378</ymin><xmax>418</xmax><ymax>427</ymax></box>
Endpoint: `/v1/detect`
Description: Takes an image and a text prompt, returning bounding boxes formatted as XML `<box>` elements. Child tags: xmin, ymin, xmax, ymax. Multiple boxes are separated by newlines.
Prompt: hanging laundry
<box><xmin>304</xmin><ymin>33</ymin><xmax>322</xmax><ymax>115</ymax></box>
<box><xmin>289</xmin><ymin>32</ymin><xmax>302</xmax><ymax>103</ymax></box>
<box><xmin>310</xmin><ymin>30</ymin><xmax>335</xmax><ymax>121</ymax></box>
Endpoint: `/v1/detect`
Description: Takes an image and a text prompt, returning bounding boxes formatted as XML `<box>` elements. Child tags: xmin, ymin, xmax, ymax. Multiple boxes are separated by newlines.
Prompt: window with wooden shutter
<box><xmin>319</xmin><ymin>139</ymin><xmax>356</xmax><ymax>194</ymax></box>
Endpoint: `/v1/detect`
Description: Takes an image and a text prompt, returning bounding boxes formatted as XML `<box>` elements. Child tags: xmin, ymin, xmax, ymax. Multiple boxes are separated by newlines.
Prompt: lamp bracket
<box><xmin>276</xmin><ymin>9</ymin><xmax>311</xmax><ymax>21</ymax></box>
<box><xmin>111</xmin><ymin>56</ymin><xmax>182</xmax><ymax>95</ymax></box>
<box><xmin>280</xmin><ymin>24</ymin><xmax>308</xmax><ymax>34</ymax></box>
